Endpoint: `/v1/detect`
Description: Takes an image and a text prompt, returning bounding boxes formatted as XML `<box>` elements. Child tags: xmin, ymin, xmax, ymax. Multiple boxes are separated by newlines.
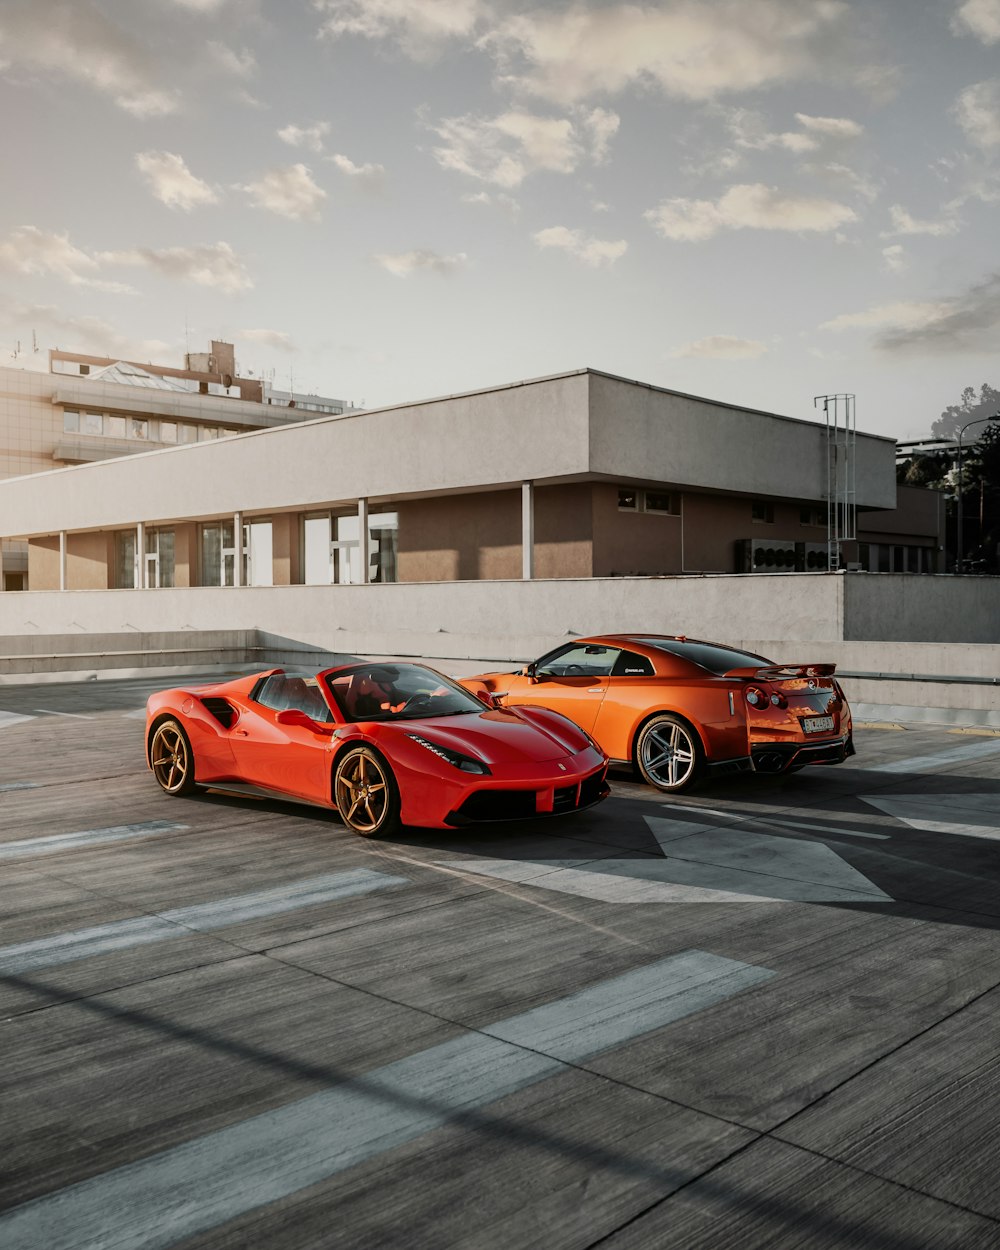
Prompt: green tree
<box><xmin>931</xmin><ymin>383</ymin><xmax>1000</xmax><ymax>440</ymax></box>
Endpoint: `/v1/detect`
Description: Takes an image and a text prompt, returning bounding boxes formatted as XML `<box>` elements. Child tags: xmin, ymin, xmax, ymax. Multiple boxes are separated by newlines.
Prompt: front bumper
<box><xmin>443</xmin><ymin>763</ymin><xmax>610</xmax><ymax>826</ymax></box>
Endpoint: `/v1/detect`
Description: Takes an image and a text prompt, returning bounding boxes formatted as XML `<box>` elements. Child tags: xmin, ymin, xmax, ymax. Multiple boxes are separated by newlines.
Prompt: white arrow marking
<box><xmin>862</xmin><ymin>794</ymin><xmax>1000</xmax><ymax>841</ymax></box>
<box><xmin>0</xmin><ymin>710</ymin><xmax>35</xmax><ymax>730</ymax></box>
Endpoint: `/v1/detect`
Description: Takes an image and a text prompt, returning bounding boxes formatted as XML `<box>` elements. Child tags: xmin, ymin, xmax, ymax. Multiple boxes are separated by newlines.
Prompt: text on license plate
<box><xmin>803</xmin><ymin>715</ymin><xmax>835</xmax><ymax>734</ymax></box>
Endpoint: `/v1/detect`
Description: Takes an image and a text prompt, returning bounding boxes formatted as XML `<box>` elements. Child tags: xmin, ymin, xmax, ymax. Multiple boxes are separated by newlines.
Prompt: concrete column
<box><xmin>59</xmin><ymin>531</ymin><xmax>67</xmax><ymax>591</ymax></box>
<box><xmin>358</xmin><ymin>497</ymin><xmax>369</xmax><ymax>584</ymax></box>
<box><xmin>0</xmin><ymin>541</ymin><xmax>4</xmax><ymax>592</ymax></box>
<box><xmin>233</xmin><ymin>511</ymin><xmax>242</xmax><ymax>587</ymax></box>
<box><xmin>522</xmin><ymin>481</ymin><xmax>534</xmax><ymax>579</ymax></box>
<box><xmin>136</xmin><ymin>522</ymin><xmax>145</xmax><ymax>589</ymax></box>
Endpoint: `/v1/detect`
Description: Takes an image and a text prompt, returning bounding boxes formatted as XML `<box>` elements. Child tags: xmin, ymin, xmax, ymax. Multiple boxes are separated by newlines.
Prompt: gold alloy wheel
<box><xmin>150</xmin><ymin>720</ymin><xmax>195</xmax><ymax>795</ymax></box>
<box><xmin>335</xmin><ymin>747</ymin><xmax>398</xmax><ymax>835</ymax></box>
<box><xmin>637</xmin><ymin>715</ymin><xmax>699</xmax><ymax>792</ymax></box>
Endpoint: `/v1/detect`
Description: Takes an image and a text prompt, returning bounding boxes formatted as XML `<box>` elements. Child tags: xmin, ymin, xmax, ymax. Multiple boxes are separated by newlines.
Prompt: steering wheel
<box><xmin>401</xmin><ymin>692</ymin><xmax>434</xmax><ymax>711</ymax></box>
<box><xmin>563</xmin><ymin>664</ymin><xmax>585</xmax><ymax>675</ymax></box>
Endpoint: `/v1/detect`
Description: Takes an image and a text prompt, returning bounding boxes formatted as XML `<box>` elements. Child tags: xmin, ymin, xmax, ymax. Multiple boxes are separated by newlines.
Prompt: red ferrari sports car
<box><xmin>145</xmin><ymin>661</ymin><xmax>609</xmax><ymax>835</ymax></box>
<box><xmin>461</xmin><ymin>634</ymin><xmax>854</xmax><ymax>794</ymax></box>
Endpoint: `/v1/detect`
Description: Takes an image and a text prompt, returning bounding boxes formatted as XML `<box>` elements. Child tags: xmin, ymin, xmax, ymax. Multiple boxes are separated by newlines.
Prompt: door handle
<box><xmin>234</xmin><ymin>728</ymin><xmax>249</xmax><ymax>736</ymax></box>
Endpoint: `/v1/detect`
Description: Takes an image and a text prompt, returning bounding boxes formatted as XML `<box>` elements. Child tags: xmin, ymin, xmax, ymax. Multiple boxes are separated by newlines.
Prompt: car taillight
<box><xmin>769</xmin><ymin>691</ymin><xmax>787</xmax><ymax>708</ymax></box>
<box><xmin>745</xmin><ymin>686</ymin><xmax>767</xmax><ymax>708</ymax></box>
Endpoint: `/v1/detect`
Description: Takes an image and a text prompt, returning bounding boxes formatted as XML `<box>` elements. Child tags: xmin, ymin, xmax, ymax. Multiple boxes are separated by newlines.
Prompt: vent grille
<box><xmin>201</xmin><ymin>697</ymin><xmax>236</xmax><ymax>729</ymax></box>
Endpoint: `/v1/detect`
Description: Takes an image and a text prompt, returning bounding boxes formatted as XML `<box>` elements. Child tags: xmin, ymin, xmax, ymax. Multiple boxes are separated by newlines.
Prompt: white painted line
<box><xmin>862</xmin><ymin>794</ymin><xmax>1000</xmax><ymax>841</ymax></box>
<box><xmin>122</xmin><ymin>708</ymin><xmax>148</xmax><ymax>720</ymax></box>
<box><xmin>0</xmin><ymin>950</ymin><xmax>775</xmax><ymax>1250</ymax></box>
<box><xmin>0</xmin><ymin>782</ymin><xmax>40</xmax><ymax>793</ymax></box>
<box><xmin>761</xmin><ymin>817</ymin><xmax>890</xmax><ymax>841</ymax></box>
<box><xmin>0</xmin><ymin>820</ymin><xmax>191</xmax><ymax>861</ymax></box>
<box><xmin>0</xmin><ymin>710</ymin><xmax>35</xmax><ymax>729</ymax></box>
<box><xmin>33</xmin><ymin>709</ymin><xmax>92</xmax><ymax>719</ymax></box>
<box><xmin>0</xmin><ymin>869</ymin><xmax>408</xmax><ymax>975</ymax></box>
<box><xmin>861</xmin><ymin>739</ymin><xmax>1000</xmax><ymax>774</ymax></box>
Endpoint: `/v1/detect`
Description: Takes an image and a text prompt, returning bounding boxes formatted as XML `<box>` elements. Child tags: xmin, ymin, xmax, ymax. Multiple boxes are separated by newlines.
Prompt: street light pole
<box><xmin>956</xmin><ymin>412</ymin><xmax>1000</xmax><ymax>572</ymax></box>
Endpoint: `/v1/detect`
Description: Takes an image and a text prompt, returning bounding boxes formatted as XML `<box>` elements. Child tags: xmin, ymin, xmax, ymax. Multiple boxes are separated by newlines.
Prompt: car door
<box><xmin>502</xmin><ymin>643</ymin><xmax>621</xmax><ymax>734</ymax></box>
<box><xmin>591</xmin><ymin>648</ymin><xmax>659</xmax><ymax>760</ymax></box>
<box><xmin>229</xmin><ymin>675</ymin><xmax>333</xmax><ymax>801</ymax></box>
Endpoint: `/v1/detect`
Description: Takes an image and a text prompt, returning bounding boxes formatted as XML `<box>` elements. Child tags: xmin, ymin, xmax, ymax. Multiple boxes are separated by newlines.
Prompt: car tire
<box><xmin>334</xmin><ymin>746</ymin><xmax>401</xmax><ymax>837</ymax></box>
<box><xmin>149</xmin><ymin>718</ymin><xmax>198</xmax><ymax>796</ymax></box>
<box><xmin>635</xmin><ymin>714</ymin><xmax>702</xmax><ymax>793</ymax></box>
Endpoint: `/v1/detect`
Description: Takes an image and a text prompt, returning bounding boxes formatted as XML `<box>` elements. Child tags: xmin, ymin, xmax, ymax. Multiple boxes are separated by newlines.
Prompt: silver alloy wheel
<box><xmin>150</xmin><ymin>720</ymin><xmax>195</xmax><ymax>795</ymax></box>
<box><xmin>637</xmin><ymin>716</ymin><xmax>699</xmax><ymax>792</ymax></box>
<box><xmin>334</xmin><ymin>747</ymin><xmax>400</xmax><ymax>836</ymax></box>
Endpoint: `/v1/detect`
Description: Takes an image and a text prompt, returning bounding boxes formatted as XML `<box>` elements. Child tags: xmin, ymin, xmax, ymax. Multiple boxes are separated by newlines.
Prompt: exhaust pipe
<box><xmin>753</xmin><ymin>751</ymin><xmax>786</xmax><ymax>774</ymax></box>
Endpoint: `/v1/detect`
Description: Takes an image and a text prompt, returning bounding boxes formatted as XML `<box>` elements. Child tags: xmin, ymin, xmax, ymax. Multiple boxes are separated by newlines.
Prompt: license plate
<box><xmin>803</xmin><ymin>715</ymin><xmax>835</xmax><ymax>734</ymax></box>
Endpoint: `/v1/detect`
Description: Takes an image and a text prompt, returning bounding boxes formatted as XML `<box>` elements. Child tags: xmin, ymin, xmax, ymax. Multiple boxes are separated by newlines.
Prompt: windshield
<box><xmin>326</xmin><ymin>663</ymin><xmax>485</xmax><ymax>723</ymax></box>
<box><xmin>637</xmin><ymin>639</ymin><xmax>772</xmax><ymax>675</ymax></box>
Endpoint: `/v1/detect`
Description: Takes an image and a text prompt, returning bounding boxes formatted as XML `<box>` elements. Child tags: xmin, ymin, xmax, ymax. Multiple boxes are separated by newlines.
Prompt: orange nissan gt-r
<box><xmin>462</xmin><ymin>634</ymin><xmax>854</xmax><ymax>793</ymax></box>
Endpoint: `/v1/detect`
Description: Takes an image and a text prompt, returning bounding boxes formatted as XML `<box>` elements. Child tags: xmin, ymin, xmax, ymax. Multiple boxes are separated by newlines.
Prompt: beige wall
<box><xmin>591</xmin><ymin>482</ymin><xmax>682</xmax><ymax>576</ymax></box>
<box><xmin>271</xmin><ymin>512</ymin><xmax>300</xmax><ymax>586</ymax></box>
<box><xmin>68</xmin><ymin>532</ymin><xmax>112</xmax><ymax>590</ymax></box>
<box><xmin>859</xmin><ymin>484</ymin><xmax>943</xmax><ymax>546</ymax></box>
<box><xmin>173</xmin><ymin>523</ymin><xmax>197</xmax><ymax>588</ymax></box>
<box><xmin>28</xmin><ymin>536</ymin><xmax>60</xmax><ymax>590</ymax></box>
<box><xmin>535</xmin><ymin>484</ymin><xmax>593</xmax><ymax>579</ymax></box>
<box><xmin>397</xmin><ymin>490</ymin><xmax>520</xmax><ymax>581</ymax></box>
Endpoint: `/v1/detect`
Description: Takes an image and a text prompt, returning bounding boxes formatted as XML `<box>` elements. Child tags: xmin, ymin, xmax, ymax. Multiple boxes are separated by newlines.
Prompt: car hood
<box><xmin>403</xmin><ymin>709</ymin><xmax>577</xmax><ymax>763</ymax></box>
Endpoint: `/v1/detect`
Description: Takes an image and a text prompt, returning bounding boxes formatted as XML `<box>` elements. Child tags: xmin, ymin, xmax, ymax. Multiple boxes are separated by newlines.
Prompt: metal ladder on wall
<box><xmin>814</xmin><ymin>394</ymin><xmax>857</xmax><ymax>571</ymax></box>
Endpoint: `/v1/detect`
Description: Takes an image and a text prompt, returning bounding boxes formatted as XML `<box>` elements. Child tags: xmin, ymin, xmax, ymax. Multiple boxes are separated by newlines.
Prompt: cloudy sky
<box><xmin>1</xmin><ymin>0</ymin><xmax>998</xmax><ymax>438</ymax></box>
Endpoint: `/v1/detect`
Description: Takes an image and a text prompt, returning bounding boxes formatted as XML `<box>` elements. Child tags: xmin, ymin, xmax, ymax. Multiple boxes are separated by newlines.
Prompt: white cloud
<box><xmin>882</xmin><ymin>244</ymin><xmax>906</xmax><ymax>273</ymax></box>
<box><xmin>532</xmin><ymin>226</ymin><xmax>627</xmax><ymax>267</ymax></box>
<box><xmin>645</xmin><ymin>183</ymin><xmax>857</xmax><ymax>241</ymax></box>
<box><xmin>953</xmin><ymin>79</ymin><xmax>1000</xmax><ymax>148</ymax></box>
<box><xmin>0</xmin><ymin>0</ymin><xmax>179</xmax><ymax>116</ymax></box>
<box><xmin>374</xmin><ymin>249</ymin><xmax>468</xmax><ymax>277</ymax></box>
<box><xmin>794</xmin><ymin>113</ymin><xmax>863</xmax><ymax>139</ymax></box>
<box><xmin>884</xmin><ymin>204</ymin><xmax>960</xmax><ymax>236</ymax></box>
<box><xmin>103</xmin><ymin>242</ymin><xmax>253</xmax><ymax>293</ymax></box>
<box><xmin>136</xmin><ymin>151</ymin><xmax>220</xmax><ymax>212</ymax></box>
<box><xmin>0</xmin><ymin>226</ymin><xmax>133</xmax><ymax>292</ymax></box>
<box><xmin>670</xmin><ymin>335</ymin><xmax>767</xmax><ymax>359</ymax></box>
<box><xmin>239</xmin><ymin>328</ymin><xmax>296</xmax><ymax>351</ymax></box>
<box><xmin>431</xmin><ymin>108</ymin><xmax>618</xmax><ymax>188</ymax></box>
<box><xmin>315</xmin><ymin>0</ymin><xmax>485</xmax><ymax>57</ymax></box>
<box><xmin>206</xmin><ymin>41</ymin><xmax>257</xmax><ymax>78</ymax></box>
<box><xmin>951</xmin><ymin>0</ymin><xmax>1000</xmax><ymax>43</ymax></box>
<box><xmin>278</xmin><ymin>122</ymin><xmax>331</xmax><ymax>152</ymax></box>
<box><xmin>804</xmin><ymin>162</ymin><xmax>878</xmax><ymax>200</ymax></box>
<box><xmin>481</xmin><ymin>1</ymin><xmax>880</xmax><ymax>106</ymax></box>
<box><xmin>820</xmin><ymin>301</ymin><xmax>947</xmax><ymax>332</ymax></box>
<box><xmin>238</xmin><ymin>164</ymin><xmax>327</xmax><ymax>220</ymax></box>
<box><xmin>822</xmin><ymin>275</ymin><xmax>1000</xmax><ymax>355</ymax></box>
<box><xmin>330</xmin><ymin>153</ymin><xmax>387</xmax><ymax>190</ymax></box>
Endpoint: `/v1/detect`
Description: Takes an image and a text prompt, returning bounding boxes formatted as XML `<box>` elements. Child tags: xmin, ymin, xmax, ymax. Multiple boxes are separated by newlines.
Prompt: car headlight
<box><xmin>407</xmin><ymin>733</ymin><xmax>491</xmax><ymax>775</ymax></box>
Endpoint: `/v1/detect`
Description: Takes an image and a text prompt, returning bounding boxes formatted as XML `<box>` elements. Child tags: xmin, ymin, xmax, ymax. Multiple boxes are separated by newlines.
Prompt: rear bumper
<box><xmin>751</xmin><ymin>735</ymin><xmax>854</xmax><ymax>773</ymax></box>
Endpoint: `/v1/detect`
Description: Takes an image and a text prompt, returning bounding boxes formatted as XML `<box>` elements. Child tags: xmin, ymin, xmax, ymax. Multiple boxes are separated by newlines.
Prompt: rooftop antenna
<box><xmin>11</xmin><ymin>339</ymin><xmax>21</xmax><ymax>359</ymax></box>
<box><xmin>32</xmin><ymin>329</ymin><xmax>38</xmax><ymax>354</ymax></box>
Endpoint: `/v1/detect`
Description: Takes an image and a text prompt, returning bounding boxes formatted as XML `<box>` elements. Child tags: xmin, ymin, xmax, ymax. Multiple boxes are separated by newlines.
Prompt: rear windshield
<box><xmin>637</xmin><ymin>639</ymin><xmax>771</xmax><ymax>675</ymax></box>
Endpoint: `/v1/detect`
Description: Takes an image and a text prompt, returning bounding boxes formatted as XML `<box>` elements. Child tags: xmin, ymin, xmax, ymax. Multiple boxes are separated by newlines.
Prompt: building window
<box><xmin>751</xmin><ymin>501</ymin><xmax>774</xmax><ymax>523</ymax></box>
<box><xmin>800</xmin><ymin>507</ymin><xmax>824</xmax><ymax>526</ymax></box>
<box><xmin>178</xmin><ymin>424</ymin><xmax>197</xmax><ymax>443</ymax></box>
<box><xmin>146</xmin><ymin>529</ymin><xmax>175</xmax><ymax>588</ymax></box>
<box><xmin>370</xmin><ymin>511</ymin><xmax>398</xmax><ymax>583</ymax></box>
<box><xmin>129</xmin><ymin>418</ymin><xmax>148</xmax><ymax>440</ymax></box>
<box><xmin>200</xmin><ymin>521</ymin><xmax>236</xmax><ymax>586</ymax></box>
<box><xmin>303</xmin><ymin>514</ymin><xmax>332</xmax><ymax>584</ymax></box>
<box><xmin>243</xmin><ymin>519</ymin><xmax>273</xmax><ymax>587</ymax></box>
<box><xmin>63</xmin><ymin>410</ymin><xmax>80</xmax><ymax>433</ymax></box>
<box><xmin>81</xmin><ymin>411</ymin><xmax>103</xmax><ymax>436</ymax></box>
<box><xmin>159</xmin><ymin>422</ymin><xmax>177</xmax><ymax>443</ymax></box>
<box><xmin>618</xmin><ymin>488</ymin><xmax>638</xmax><ymax>510</ymax></box>
<box><xmin>113</xmin><ymin>531</ymin><xmax>137</xmax><ymax>589</ymax></box>
<box><xmin>644</xmin><ymin>491</ymin><xmax>678</xmax><ymax>515</ymax></box>
<box><xmin>302</xmin><ymin>510</ymin><xmax>398</xmax><ymax>584</ymax></box>
<box><xmin>199</xmin><ymin>426</ymin><xmax>219</xmax><ymax>441</ymax></box>
<box><xmin>105</xmin><ymin>414</ymin><xmax>127</xmax><ymax>438</ymax></box>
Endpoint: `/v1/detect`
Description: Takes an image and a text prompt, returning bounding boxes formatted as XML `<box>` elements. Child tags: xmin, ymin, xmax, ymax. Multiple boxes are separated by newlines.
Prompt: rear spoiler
<box><xmin>724</xmin><ymin>663</ymin><xmax>837</xmax><ymax>680</ymax></box>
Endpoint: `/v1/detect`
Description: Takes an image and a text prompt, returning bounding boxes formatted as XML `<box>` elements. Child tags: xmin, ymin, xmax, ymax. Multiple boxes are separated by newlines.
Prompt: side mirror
<box><xmin>522</xmin><ymin>663</ymin><xmax>540</xmax><ymax>684</ymax></box>
<box><xmin>473</xmin><ymin>687</ymin><xmax>494</xmax><ymax>707</ymax></box>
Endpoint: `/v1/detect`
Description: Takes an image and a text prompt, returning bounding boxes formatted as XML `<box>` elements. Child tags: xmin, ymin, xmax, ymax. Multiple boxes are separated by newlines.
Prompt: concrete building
<box><xmin>0</xmin><ymin>368</ymin><xmax>938</xmax><ymax>594</ymax></box>
<box><xmin>0</xmin><ymin>343</ymin><xmax>361</xmax><ymax>590</ymax></box>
